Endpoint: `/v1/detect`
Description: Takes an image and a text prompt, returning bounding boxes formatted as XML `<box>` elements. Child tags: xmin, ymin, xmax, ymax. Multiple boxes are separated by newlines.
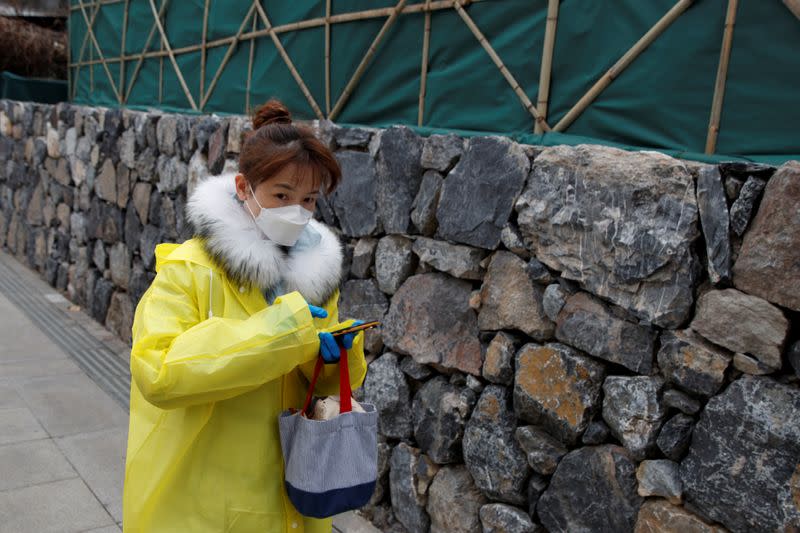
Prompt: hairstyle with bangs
<box><xmin>239</xmin><ymin>100</ymin><xmax>342</xmax><ymax>195</ymax></box>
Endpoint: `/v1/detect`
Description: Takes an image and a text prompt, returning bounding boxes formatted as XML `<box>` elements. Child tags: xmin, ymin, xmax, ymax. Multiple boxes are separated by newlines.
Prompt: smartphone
<box><xmin>330</xmin><ymin>321</ymin><xmax>381</xmax><ymax>337</ymax></box>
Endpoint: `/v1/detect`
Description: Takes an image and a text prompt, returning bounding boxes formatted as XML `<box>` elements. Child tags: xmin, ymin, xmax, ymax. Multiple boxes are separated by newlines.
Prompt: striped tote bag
<box><xmin>278</xmin><ymin>346</ymin><xmax>379</xmax><ymax>518</ymax></box>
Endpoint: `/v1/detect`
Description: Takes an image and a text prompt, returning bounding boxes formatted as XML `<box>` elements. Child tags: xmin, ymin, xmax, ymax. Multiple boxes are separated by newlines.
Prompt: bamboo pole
<box><xmin>70</xmin><ymin>0</ymin><xmax>488</xmax><ymax>13</ymax></box>
<box><xmin>67</xmin><ymin>4</ymin><xmax>71</xmax><ymax>100</ymax></box>
<box><xmin>325</xmin><ymin>0</ymin><xmax>331</xmax><ymax>116</ymax></box>
<box><xmin>120</xmin><ymin>0</ymin><xmax>129</xmax><ymax>99</ymax></box>
<box><xmin>554</xmin><ymin>0</ymin><xmax>694</xmax><ymax>132</ymax></box>
<box><xmin>147</xmin><ymin>0</ymin><xmax>198</xmax><ymax>110</ymax></box>
<box><xmin>69</xmin><ymin>0</ymin><xmax>123</xmax><ymax>9</ymax></box>
<box><xmin>72</xmin><ymin>0</ymin><xmax>101</xmax><ymax>100</ymax></box>
<box><xmin>88</xmin><ymin>1</ymin><xmax>102</xmax><ymax>96</ymax></box>
<box><xmin>246</xmin><ymin>13</ymin><xmax>257</xmax><ymax>115</ymax></box>
<box><xmin>200</xmin><ymin>1</ymin><xmax>258</xmax><ymax>110</ymax></box>
<box><xmin>330</xmin><ymin>0</ymin><xmax>408</xmax><ymax>121</ymax></box>
<box><xmin>159</xmin><ymin>39</ymin><xmax>163</xmax><ymax>104</ymax></box>
<box><xmin>77</xmin><ymin>0</ymin><xmax>122</xmax><ymax>103</ymax></box>
<box><xmin>453</xmin><ymin>0</ymin><xmax>550</xmax><ymax>131</ymax></box>
<box><xmin>418</xmin><ymin>0</ymin><xmax>432</xmax><ymax>126</ymax></box>
<box><xmin>200</xmin><ymin>0</ymin><xmax>210</xmax><ymax>103</ymax></box>
<box><xmin>705</xmin><ymin>0</ymin><xmax>738</xmax><ymax>154</ymax></box>
<box><xmin>535</xmin><ymin>0</ymin><xmax>558</xmax><ymax>134</ymax></box>
<box><xmin>124</xmin><ymin>0</ymin><xmax>169</xmax><ymax>103</ymax></box>
<box><xmin>254</xmin><ymin>3</ymin><xmax>325</xmax><ymax>120</ymax></box>
<box><xmin>90</xmin><ymin>26</ymin><xmax>94</xmax><ymax>93</ymax></box>
<box><xmin>69</xmin><ymin>0</ymin><xmax>491</xmax><ymax>68</ymax></box>
<box><xmin>783</xmin><ymin>0</ymin><xmax>800</xmax><ymax>20</ymax></box>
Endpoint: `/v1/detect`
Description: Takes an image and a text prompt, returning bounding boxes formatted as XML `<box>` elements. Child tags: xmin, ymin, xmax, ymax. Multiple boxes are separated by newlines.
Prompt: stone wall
<box><xmin>1</xmin><ymin>99</ymin><xmax>799</xmax><ymax>533</ymax></box>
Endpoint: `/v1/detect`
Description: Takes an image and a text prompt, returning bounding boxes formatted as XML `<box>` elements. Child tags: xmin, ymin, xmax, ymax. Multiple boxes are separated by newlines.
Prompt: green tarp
<box><xmin>69</xmin><ymin>0</ymin><xmax>800</xmax><ymax>164</ymax></box>
<box><xmin>0</xmin><ymin>71</ymin><xmax>67</xmax><ymax>104</ymax></box>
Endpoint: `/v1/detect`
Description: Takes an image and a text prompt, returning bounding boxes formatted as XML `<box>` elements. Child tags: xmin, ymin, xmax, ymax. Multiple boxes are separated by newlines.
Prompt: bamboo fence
<box><xmin>705</xmin><ymin>0</ymin><xmax>738</xmax><ymax>154</ymax></box>
<box><xmin>68</xmin><ymin>0</ymin><xmax>755</xmax><ymax>153</ymax></box>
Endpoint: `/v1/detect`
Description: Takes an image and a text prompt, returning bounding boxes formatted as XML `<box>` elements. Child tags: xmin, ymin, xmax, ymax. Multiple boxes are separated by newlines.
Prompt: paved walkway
<box><xmin>0</xmin><ymin>250</ymin><xmax>379</xmax><ymax>533</ymax></box>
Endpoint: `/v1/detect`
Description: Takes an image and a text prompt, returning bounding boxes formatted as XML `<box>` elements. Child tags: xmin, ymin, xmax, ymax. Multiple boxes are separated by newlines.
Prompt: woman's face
<box><xmin>235</xmin><ymin>164</ymin><xmax>319</xmax><ymax>214</ymax></box>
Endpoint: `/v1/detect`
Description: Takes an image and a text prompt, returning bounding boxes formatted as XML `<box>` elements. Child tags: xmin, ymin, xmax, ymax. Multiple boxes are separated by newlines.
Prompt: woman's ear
<box><xmin>234</xmin><ymin>174</ymin><xmax>249</xmax><ymax>201</ymax></box>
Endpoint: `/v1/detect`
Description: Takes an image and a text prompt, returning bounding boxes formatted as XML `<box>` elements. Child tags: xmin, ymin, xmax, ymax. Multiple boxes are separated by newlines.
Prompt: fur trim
<box><xmin>186</xmin><ymin>173</ymin><xmax>343</xmax><ymax>306</ymax></box>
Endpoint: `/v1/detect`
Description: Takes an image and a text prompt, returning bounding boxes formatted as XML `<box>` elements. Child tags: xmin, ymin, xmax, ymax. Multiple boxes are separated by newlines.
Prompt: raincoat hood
<box><xmin>186</xmin><ymin>173</ymin><xmax>343</xmax><ymax>306</ymax></box>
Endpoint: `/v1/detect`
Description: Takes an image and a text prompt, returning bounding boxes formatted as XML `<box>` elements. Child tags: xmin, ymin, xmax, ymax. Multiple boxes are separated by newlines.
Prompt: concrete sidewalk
<box><xmin>0</xmin><ymin>250</ymin><xmax>379</xmax><ymax>533</ymax></box>
<box><xmin>0</xmin><ymin>254</ymin><xmax>127</xmax><ymax>532</ymax></box>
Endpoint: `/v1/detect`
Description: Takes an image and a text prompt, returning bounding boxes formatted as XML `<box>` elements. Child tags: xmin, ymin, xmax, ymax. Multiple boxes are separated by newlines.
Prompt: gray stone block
<box><xmin>389</xmin><ymin>444</ymin><xmax>434</xmax><ymax>533</ymax></box>
<box><xmin>680</xmin><ymin>376</ymin><xmax>800</xmax><ymax>531</ymax></box>
<box><xmin>517</xmin><ymin>145</ymin><xmax>700</xmax><ymax>328</ymax></box>
<box><xmin>515</xmin><ymin>425</ymin><xmax>567</xmax><ymax>475</ymax></box>
<box><xmin>375</xmin><ymin>235</ymin><xmax>416</xmax><ymax>295</ymax></box>
<box><xmin>421</xmin><ymin>134</ymin><xmax>463</xmax><ymax>173</ymax></box>
<box><xmin>602</xmin><ymin>375</ymin><xmax>666</xmax><ymax>460</ymax></box>
<box><xmin>334</xmin><ymin>126</ymin><xmax>374</xmax><ymax>149</ymax></box>
<box><xmin>514</xmin><ymin>342</ymin><xmax>605</xmax><ymax>445</ymax></box>
<box><xmin>412</xmin><ymin>237</ymin><xmax>486</xmax><ymax>281</ymax></box>
<box><xmin>376</xmin><ymin>126</ymin><xmax>423</xmax><ymax>234</ymax></box>
<box><xmin>729</xmin><ymin>176</ymin><xmax>766</xmax><ymax>237</ymax></box>
<box><xmin>332</xmin><ymin>151</ymin><xmax>379</xmax><ymax>237</ymax></box>
<box><xmin>350</xmin><ymin>238</ymin><xmax>377</xmax><ymax>279</ymax></box>
<box><xmin>636</xmin><ymin>459</ymin><xmax>682</xmax><ymax>504</ymax></box>
<box><xmin>363</xmin><ymin>353</ymin><xmax>412</xmax><ymax>440</ymax></box>
<box><xmin>437</xmin><ymin>136</ymin><xmax>529</xmax><ymax>249</ymax></box>
<box><xmin>479</xmin><ymin>503</ymin><xmax>538</xmax><ymax>533</ymax></box>
<box><xmin>338</xmin><ymin>279</ymin><xmax>389</xmax><ymax>355</ymax></box>
<box><xmin>410</xmin><ymin>170</ymin><xmax>442</xmax><ymax>236</ymax></box>
<box><xmin>556</xmin><ymin>292</ymin><xmax>656</xmax><ymax>374</ymax></box>
<box><xmin>464</xmin><ymin>385</ymin><xmax>529</xmax><ymax>504</ymax></box>
<box><xmin>732</xmin><ymin>161</ymin><xmax>800</xmax><ymax>311</ymax></box>
<box><xmin>657</xmin><ymin>329</ymin><xmax>731</xmax><ymax>397</ymax></box>
<box><xmin>479</xmin><ymin>251</ymin><xmax>553</xmax><ymax>340</ymax></box>
<box><xmin>412</xmin><ymin>377</ymin><xmax>476</xmax><ymax>464</ymax></box>
<box><xmin>690</xmin><ymin>288</ymin><xmax>788</xmax><ymax>373</ymax></box>
<box><xmin>538</xmin><ymin>445</ymin><xmax>642</xmax><ymax>533</ymax></box>
<box><xmin>426</xmin><ymin>465</ymin><xmax>486</xmax><ymax>533</ymax></box>
<box><xmin>482</xmin><ymin>331</ymin><xmax>516</xmax><ymax>386</ymax></box>
<box><xmin>657</xmin><ymin>413</ymin><xmax>694</xmax><ymax>462</ymax></box>
<box><xmin>383</xmin><ymin>274</ymin><xmax>481</xmax><ymax>375</ymax></box>
<box><xmin>696</xmin><ymin>166</ymin><xmax>731</xmax><ymax>284</ymax></box>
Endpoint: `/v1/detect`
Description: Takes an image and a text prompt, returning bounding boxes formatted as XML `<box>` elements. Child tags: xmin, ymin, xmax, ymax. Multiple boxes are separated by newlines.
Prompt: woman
<box><xmin>123</xmin><ymin>100</ymin><xmax>366</xmax><ymax>532</ymax></box>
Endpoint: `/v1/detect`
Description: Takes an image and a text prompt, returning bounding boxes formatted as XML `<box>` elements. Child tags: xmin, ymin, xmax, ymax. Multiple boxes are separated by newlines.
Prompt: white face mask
<box><xmin>245</xmin><ymin>185</ymin><xmax>314</xmax><ymax>246</ymax></box>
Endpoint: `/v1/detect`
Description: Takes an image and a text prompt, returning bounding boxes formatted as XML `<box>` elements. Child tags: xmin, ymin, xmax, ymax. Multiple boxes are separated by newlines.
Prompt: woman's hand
<box><xmin>308</xmin><ymin>304</ymin><xmax>341</xmax><ymax>363</ymax></box>
<box><xmin>318</xmin><ymin>332</ymin><xmax>340</xmax><ymax>363</ymax></box>
<box><xmin>308</xmin><ymin>304</ymin><xmax>328</xmax><ymax>319</ymax></box>
<box><xmin>318</xmin><ymin>321</ymin><xmax>364</xmax><ymax>363</ymax></box>
<box><xmin>340</xmin><ymin>321</ymin><xmax>363</xmax><ymax>350</ymax></box>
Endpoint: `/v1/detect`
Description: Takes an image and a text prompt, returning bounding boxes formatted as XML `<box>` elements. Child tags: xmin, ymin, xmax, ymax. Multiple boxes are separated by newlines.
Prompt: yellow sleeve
<box><xmin>130</xmin><ymin>262</ymin><xmax>320</xmax><ymax>409</ymax></box>
<box><xmin>297</xmin><ymin>291</ymin><xmax>368</xmax><ymax>396</ymax></box>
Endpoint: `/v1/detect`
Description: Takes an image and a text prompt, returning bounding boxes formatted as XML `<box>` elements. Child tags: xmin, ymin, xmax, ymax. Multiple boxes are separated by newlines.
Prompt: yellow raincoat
<box><xmin>123</xmin><ymin>175</ymin><xmax>366</xmax><ymax>533</ymax></box>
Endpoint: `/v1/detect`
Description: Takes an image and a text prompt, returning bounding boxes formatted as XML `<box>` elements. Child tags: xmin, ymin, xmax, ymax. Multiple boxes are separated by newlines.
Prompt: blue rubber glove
<box><xmin>341</xmin><ymin>320</ymin><xmax>364</xmax><ymax>350</ymax></box>
<box><xmin>318</xmin><ymin>332</ymin><xmax>340</xmax><ymax>363</ymax></box>
<box><xmin>318</xmin><ymin>321</ymin><xmax>364</xmax><ymax>363</ymax></box>
<box><xmin>309</xmin><ymin>304</ymin><xmax>339</xmax><ymax>362</ymax></box>
<box><xmin>308</xmin><ymin>304</ymin><xmax>328</xmax><ymax>319</ymax></box>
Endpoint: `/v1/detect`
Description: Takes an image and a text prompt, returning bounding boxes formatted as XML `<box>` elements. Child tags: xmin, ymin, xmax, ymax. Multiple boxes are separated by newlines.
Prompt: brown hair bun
<box><xmin>240</xmin><ymin>99</ymin><xmax>342</xmax><ymax>195</ymax></box>
<box><xmin>252</xmin><ymin>99</ymin><xmax>292</xmax><ymax>129</ymax></box>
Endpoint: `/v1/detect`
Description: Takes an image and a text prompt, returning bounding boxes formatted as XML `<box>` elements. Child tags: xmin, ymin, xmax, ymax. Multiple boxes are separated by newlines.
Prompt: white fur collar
<box><xmin>186</xmin><ymin>173</ymin><xmax>343</xmax><ymax>306</ymax></box>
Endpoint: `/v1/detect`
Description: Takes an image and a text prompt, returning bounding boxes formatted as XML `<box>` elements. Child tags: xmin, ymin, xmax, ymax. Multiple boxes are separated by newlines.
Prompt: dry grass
<box><xmin>0</xmin><ymin>16</ymin><xmax>67</xmax><ymax>79</ymax></box>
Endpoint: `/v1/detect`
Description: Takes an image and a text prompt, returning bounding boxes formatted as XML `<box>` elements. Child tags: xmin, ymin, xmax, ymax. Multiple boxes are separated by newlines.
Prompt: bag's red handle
<box><xmin>301</xmin><ymin>345</ymin><xmax>352</xmax><ymax>417</ymax></box>
<box><xmin>339</xmin><ymin>346</ymin><xmax>352</xmax><ymax>413</ymax></box>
